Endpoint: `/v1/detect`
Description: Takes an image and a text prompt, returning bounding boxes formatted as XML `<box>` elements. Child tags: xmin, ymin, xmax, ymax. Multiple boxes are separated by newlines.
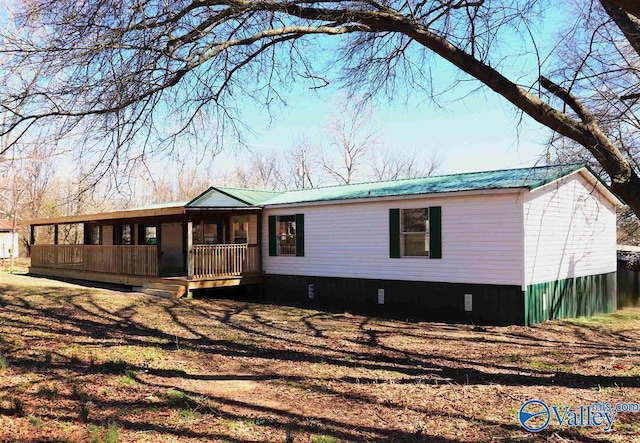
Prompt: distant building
<box><xmin>0</xmin><ymin>220</ymin><xmax>19</xmax><ymax>259</ymax></box>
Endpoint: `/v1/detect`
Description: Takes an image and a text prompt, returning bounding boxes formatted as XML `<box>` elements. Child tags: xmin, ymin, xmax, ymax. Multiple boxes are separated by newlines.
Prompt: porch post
<box><xmin>187</xmin><ymin>220</ymin><xmax>194</xmax><ymax>280</ymax></box>
<box><xmin>257</xmin><ymin>211</ymin><xmax>263</xmax><ymax>273</ymax></box>
<box><xmin>53</xmin><ymin>224</ymin><xmax>59</xmax><ymax>269</ymax></box>
<box><xmin>156</xmin><ymin>223</ymin><xmax>162</xmax><ymax>277</ymax></box>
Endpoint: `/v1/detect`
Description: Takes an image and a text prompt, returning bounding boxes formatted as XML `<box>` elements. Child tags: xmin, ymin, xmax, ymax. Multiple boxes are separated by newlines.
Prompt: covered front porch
<box><xmin>30</xmin><ymin>242</ymin><xmax>260</xmax><ymax>278</ymax></box>
<box><xmin>25</xmin><ymin>188</ymin><xmax>276</xmax><ymax>296</ymax></box>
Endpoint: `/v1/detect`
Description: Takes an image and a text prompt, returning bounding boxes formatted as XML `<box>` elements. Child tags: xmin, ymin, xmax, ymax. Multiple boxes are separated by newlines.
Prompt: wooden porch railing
<box><xmin>191</xmin><ymin>244</ymin><xmax>260</xmax><ymax>279</ymax></box>
<box><xmin>30</xmin><ymin>245</ymin><xmax>158</xmax><ymax>277</ymax></box>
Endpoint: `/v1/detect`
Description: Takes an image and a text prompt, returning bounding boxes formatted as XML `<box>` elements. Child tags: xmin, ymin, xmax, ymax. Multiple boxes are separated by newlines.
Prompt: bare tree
<box><xmin>3</xmin><ymin>0</ymin><xmax>640</xmax><ymax>215</ymax></box>
<box><xmin>617</xmin><ymin>207</ymin><xmax>640</xmax><ymax>245</ymax></box>
<box><xmin>371</xmin><ymin>148</ymin><xmax>443</xmax><ymax>181</ymax></box>
<box><xmin>286</xmin><ymin>137</ymin><xmax>325</xmax><ymax>189</ymax></box>
<box><xmin>322</xmin><ymin>103</ymin><xmax>380</xmax><ymax>185</ymax></box>
<box><xmin>153</xmin><ymin>156</ymin><xmax>216</xmax><ymax>203</ymax></box>
<box><xmin>216</xmin><ymin>152</ymin><xmax>287</xmax><ymax>190</ymax></box>
<box><xmin>0</xmin><ymin>142</ymin><xmax>65</xmax><ymax>253</ymax></box>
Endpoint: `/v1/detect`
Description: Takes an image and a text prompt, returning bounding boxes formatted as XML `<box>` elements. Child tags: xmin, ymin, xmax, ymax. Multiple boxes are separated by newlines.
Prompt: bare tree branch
<box><xmin>3</xmin><ymin>0</ymin><xmax>640</xmax><ymax>216</ymax></box>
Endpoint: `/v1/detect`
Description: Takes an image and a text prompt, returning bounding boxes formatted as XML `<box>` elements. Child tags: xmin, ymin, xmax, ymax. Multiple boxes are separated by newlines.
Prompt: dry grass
<box><xmin>0</xmin><ymin>257</ymin><xmax>30</xmax><ymax>275</ymax></box>
<box><xmin>0</xmin><ymin>273</ymin><xmax>639</xmax><ymax>442</ymax></box>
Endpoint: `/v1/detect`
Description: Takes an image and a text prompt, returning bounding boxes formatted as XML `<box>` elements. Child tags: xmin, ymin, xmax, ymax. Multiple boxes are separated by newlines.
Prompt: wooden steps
<box><xmin>139</xmin><ymin>282</ymin><xmax>187</xmax><ymax>299</ymax></box>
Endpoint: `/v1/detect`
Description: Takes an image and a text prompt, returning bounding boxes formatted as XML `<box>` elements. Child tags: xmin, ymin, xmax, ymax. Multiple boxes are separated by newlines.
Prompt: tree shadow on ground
<box><xmin>0</xmin><ymin>281</ymin><xmax>638</xmax><ymax>442</ymax></box>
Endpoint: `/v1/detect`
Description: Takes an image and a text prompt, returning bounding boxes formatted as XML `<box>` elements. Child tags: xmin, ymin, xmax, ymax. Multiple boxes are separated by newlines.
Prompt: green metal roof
<box><xmin>217</xmin><ymin>187</ymin><xmax>282</xmax><ymax>205</ymax></box>
<box><xmin>187</xmin><ymin>186</ymin><xmax>281</xmax><ymax>207</ymax></box>
<box><xmin>260</xmin><ymin>163</ymin><xmax>586</xmax><ymax>206</ymax></box>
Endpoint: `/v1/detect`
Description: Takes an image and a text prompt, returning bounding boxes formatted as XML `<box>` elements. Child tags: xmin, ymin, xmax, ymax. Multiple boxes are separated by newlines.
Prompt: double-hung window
<box><xmin>401</xmin><ymin>208</ymin><xmax>430</xmax><ymax>256</ymax></box>
<box><xmin>276</xmin><ymin>215</ymin><xmax>296</xmax><ymax>255</ymax></box>
<box><xmin>144</xmin><ymin>226</ymin><xmax>157</xmax><ymax>245</ymax></box>
<box><xmin>389</xmin><ymin>207</ymin><xmax>441</xmax><ymax>259</ymax></box>
<box><xmin>268</xmin><ymin>214</ymin><xmax>304</xmax><ymax>257</ymax></box>
<box><xmin>121</xmin><ymin>224</ymin><xmax>132</xmax><ymax>245</ymax></box>
<box><xmin>89</xmin><ymin>225</ymin><xmax>101</xmax><ymax>245</ymax></box>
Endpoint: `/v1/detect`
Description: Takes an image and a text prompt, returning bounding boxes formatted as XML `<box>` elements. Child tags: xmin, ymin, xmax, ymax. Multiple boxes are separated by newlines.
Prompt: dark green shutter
<box><xmin>389</xmin><ymin>209</ymin><xmax>401</xmax><ymax>258</ymax></box>
<box><xmin>268</xmin><ymin>216</ymin><xmax>277</xmax><ymax>256</ymax></box>
<box><xmin>295</xmin><ymin>214</ymin><xmax>304</xmax><ymax>257</ymax></box>
<box><xmin>429</xmin><ymin>206</ymin><xmax>442</xmax><ymax>259</ymax></box>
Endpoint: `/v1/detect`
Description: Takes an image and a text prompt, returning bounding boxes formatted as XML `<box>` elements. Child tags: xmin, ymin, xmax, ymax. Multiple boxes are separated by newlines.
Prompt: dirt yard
<box><xmin>0</xmin><ymin>273</ymin><xmax>639</xmax><ymax>442</ymax></box>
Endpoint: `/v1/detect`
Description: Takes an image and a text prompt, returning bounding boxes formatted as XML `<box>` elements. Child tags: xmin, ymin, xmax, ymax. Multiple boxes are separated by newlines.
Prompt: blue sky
<box><xmin>235</xmin><ymin>89</ymin><xmax>551</xmax><ymax>175</ymax></box>
<box><xmin>214</xmin><ymin>13</ymin><xmax>562</xmax><ymax>177</ymax></box>
<box><xmin>217</xmin><ymin>73</ymin><xmax>553</xmax><ymax>176</ymax></box>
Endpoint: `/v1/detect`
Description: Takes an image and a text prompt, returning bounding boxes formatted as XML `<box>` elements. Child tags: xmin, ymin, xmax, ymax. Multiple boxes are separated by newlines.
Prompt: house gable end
<box><xmin>527</xmin><ymin>167</ymin><xmax>622</xmax><ymax>208</ymax></box>
<box><xmin>187</xmin><ymin>187</ymin><xmax>281</xmax><ymax>208</ymax></box>
<box><xmin>186</xmin><ymin>188</ymin><xmax>254</xmax><ymax>208</ymax></box>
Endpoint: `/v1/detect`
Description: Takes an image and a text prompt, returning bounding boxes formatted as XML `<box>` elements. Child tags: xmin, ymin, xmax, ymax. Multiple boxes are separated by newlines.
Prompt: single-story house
<box><xmin>0</xmin><ymin>219</ymin><xmax>19</xmax><ymax>260</ymax></box>
<box><xmin>25</xmin><ymin>163</ymin><xmax>620</xmax><ymax>325</ymax></box>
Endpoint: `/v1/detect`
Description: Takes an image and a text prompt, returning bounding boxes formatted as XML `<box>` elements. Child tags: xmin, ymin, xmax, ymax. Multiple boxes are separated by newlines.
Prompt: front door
<box><xmin>161</xmin><ymin>222</ymin><xmax>184</xmax><ymax>276</ymax></box>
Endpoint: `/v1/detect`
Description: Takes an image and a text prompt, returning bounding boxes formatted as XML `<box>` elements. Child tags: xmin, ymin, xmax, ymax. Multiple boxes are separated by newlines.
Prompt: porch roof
<box><xmin>23</xmin><ymin>201</ymin><xmax>188</xmax><ymax>226</ymax></box>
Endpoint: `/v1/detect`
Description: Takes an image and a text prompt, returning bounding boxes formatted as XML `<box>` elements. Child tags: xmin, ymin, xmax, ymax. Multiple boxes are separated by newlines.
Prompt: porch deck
<box><xmin>29</xmin><ymin>244</ymin><xmax>263</xmax><ymax>297</ymax></box>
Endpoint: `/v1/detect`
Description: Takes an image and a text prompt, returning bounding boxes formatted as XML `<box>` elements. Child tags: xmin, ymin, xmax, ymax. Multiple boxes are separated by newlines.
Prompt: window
<box><xmin>389</xmin><ymin>207</ymin><xmax>441</xmax><ymax>259</ymax></box>
<box><xmin>90</xmin><ymin>226</ymin><xmax>101</xmax><ymax>245</ymax></box>
<box><xmin>193</xmin><ymin>221</ymin><xmax>222</xmax><ymax>244</ymax></box>
<box><xmin>144</xmin><ymin>226</ymin><xmax>157</xmax><ymax>245</ymax></box>
<box><xmin>277</xmin><ymin>215</ymin><xmax>296</xmax><ymax>255</ymax></box>
<box><xmin>121</xmin><ymin>224</ymin><xmax>132</xmax><ymax>245</ymax></box>
<box><xmin>192</xmin><ymin>223</ymin><xmax>203</xmax><ymax>244</ymax></box>
<box><xmin>231</xmin><ymin>216</ymin><xmax>248</xmax><ymax>244</ymax></box>
<box><xmin>203</xmin><ymin>222</ymin><xmax>220</xmax><ymax>244</ymax></box>
<box><xmin>401</xmin><ymin>208</ymin><xmax>430</xmax><ymax>256</ymax></box>
<box><xmin>268</xmin><ymin>214</ymin><xmax>304</xmax><ymax>257</ymax></box>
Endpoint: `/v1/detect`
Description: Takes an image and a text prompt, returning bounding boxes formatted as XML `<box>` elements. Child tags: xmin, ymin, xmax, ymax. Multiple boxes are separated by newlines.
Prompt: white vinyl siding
<box><xmin>263</xmin><ymin>193</ymin><xmax>525</xmax><ymax>286</ymax></box>
<box><xmin>523</xmin><ymin>173</ymin><xmax>617</xmax><ymax>286</ymax></box>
